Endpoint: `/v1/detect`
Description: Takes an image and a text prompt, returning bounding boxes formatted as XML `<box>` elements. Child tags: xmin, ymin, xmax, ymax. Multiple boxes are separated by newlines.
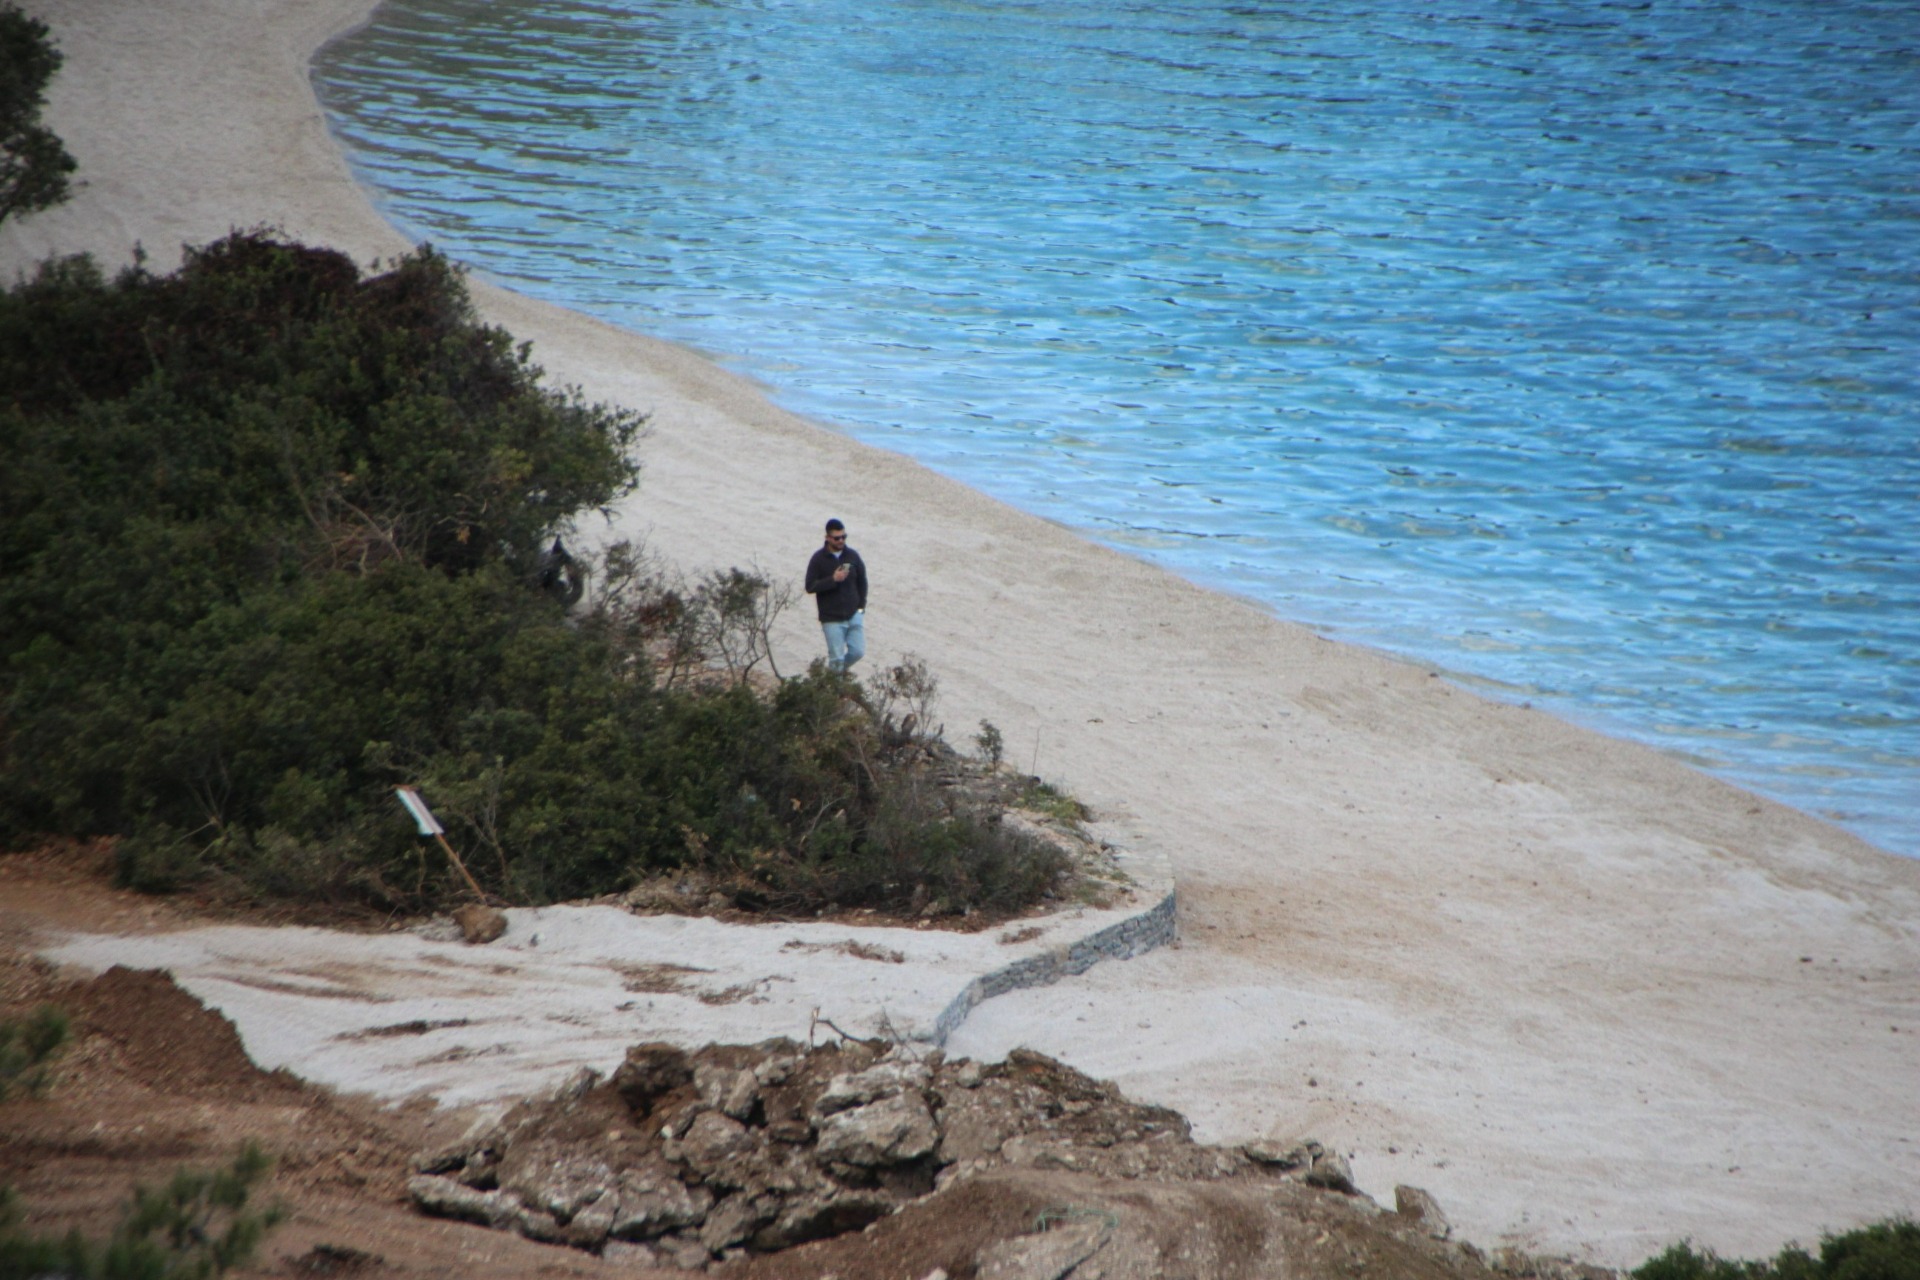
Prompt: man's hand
<box><xmin>833</xmin><ymin>564</ymin><xmax>850</xmax><ymax>582</ymax></box>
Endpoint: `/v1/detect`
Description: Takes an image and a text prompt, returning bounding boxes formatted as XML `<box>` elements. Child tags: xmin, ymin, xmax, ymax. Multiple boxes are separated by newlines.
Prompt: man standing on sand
<box><xmin>805</xmin><ymin>518</ymin><xmax>868</xmax><ymax>673</ymax></box>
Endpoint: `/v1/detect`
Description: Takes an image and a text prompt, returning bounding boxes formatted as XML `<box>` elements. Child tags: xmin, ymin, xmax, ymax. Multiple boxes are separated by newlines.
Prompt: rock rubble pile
<box><xmin>407</xmin><ymin>1037</ymin><xmax>1389</xmax><ymax>1270</ymax></box>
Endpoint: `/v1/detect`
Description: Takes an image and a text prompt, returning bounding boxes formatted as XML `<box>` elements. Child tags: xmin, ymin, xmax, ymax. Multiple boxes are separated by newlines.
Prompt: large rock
<box><xmin>453</xmin><ymin>903</ymin><xmax>508</xmax><ymax>944</ymax></box>
<box><xmin>1303</xmin><ymin>1148</ymin><xmax>1356</xmax><ymax>1194</ymax></box>
<box><xmin>408</xmin><ymin>1174</ymin><xmax>562</xmax><ymax>1241</ymax></box>
<box><xmin>813</xmin><ymin>1057</ymin><xmax>931</xmax><ymax>1118</ymax></box>
<box><xmin>408</xmin><ymin>1174</ymin><xmax>516</xmax><ymax>1228</ymax></box>
<box><xmin>974</xmin><ymin>1217</ymin><xmax>1112</xmax><ymax>1280</ymax></box>
<box><xmin>695</xmin><ymin>1061</ymin><xmax>761</xmax><ymax>1121</ymax></box>
<box><xmin>500</xmin><ymin>1153</ymin><xmax>615</xmax><ymax>1222</ymax></box>
<box><xmin>699</xmin><ymin>1192</ymin><xmax>773</xmax><ymax>1253</ymax></box>
<box><xmin>1244</xmin><ymin>1137</ymin><xmax>1354</xmax><ymax>1192</ymax></box>
<box><xmin>548</xmin><ymin>1065</ymin><xmax>600</xmax><ymax>1107</ymax></box>
<box><xmin>1241</xmin><ymin>1140</ymin><xmax>1308</xmax><ymax>1170</ymax></box>
<box><xmin>1395</xmin><ymin>1184</ymin><xmax>1452</xmax><ymax>1239</ymax></box>
<box><xmin>938</xmin><ymin>1103</ymin><xmax>1012</xmax><ymax>1165</ymax></box>
<box><xmin>563</xmin><ymin>1188</ymin><xmax>619</xmax><ymax>1246</ymax></box>
<box><xmin>611</xmin><ymin>1161</ymin><xmax>712</xmax><ymax>1240</ymax></box>
<box><xmin>667</xmin><ymin>1109</ymin><xmax>756</xmax><ymax>1172</ymax></box>
<box><xmin>702</xmin><ymin>1142</ymin><xmax>822</xmax><ymax>1200</ymax></box>
<box><xmin>412</xmin><ymin>1122</ymin><xmax>507</xmax><ymax>1184</ymax></box>
<box><xmin>754</xmin><ymin>1053</ymin><xmax>800</xmax><ymax>1088</ymax></box>
<box><xmin>814</xmin><ymin>1091</ymin><xmax>940</xmax><ymax>1167</ymax></box>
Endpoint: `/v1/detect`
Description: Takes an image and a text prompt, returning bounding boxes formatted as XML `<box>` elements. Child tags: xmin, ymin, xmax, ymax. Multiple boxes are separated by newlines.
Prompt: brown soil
<box><xmin>732</xmin><ymin>1169</ymin><xmax>1490</xmax><ymax>1280</ymax></box>
<box><xmin>2</xmin><ymin>847</ymin><xmax>626</xmax><ymax>1280</ymax></box>
<box><xmin>0</xmin><ymin>848</ymin><xmax>1569</xmax><ymax>1280</ymax></box>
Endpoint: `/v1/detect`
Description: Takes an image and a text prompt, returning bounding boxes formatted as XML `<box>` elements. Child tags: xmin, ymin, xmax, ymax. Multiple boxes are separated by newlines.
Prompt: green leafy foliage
<box><xmin>1016</xmin><ymin>777</ymin><xmax>1090</xmax><ymax>826</ymax></box>
<box><xmin>0</xmin><ymin>232</ymin><xmax>1064</xmax><ymax>918</ymax></box>
<box><xmin>1635</xmin><ymin>1221</ymin><xmax>1920</xmax><ymax>1280</ymax></box>
<box><xmin>0</xmin><ymin>1005</ymin><xmax>66</xmax><ymax>1100</ymax></box>
<box><xmin>0</xmin><ymin>3</ymin><xmax>75</xmax><ymax>225</ymax></box>
<box><xmin>973</xmin><ymin>720</ymin><xmax>1005</xmax><ymax>767</ymax></box>
<box><xmin>0</xmin><ymin>233</ymin><xmax>636</xmax><ymax>902</ymax></box>
<box><xmin>0</xmin><ymin>1146</ymin><xmax>282</xmax><ymax>1280</ymax></box>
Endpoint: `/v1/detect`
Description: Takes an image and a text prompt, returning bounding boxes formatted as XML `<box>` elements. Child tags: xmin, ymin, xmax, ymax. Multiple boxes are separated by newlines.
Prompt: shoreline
<box><xmin>3</xmin><ymin>0</ymin><xmax>1917</xmax><ymax>1267</ymax></box>
<box><xmin>308</xmin><ymin>3</ymin><xmax>1912</xmax><ymax>863</ymax></box>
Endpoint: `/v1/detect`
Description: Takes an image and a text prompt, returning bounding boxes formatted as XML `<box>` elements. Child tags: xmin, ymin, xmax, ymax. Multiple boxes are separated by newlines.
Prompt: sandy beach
<box><xmin>3</xmin><ymin>0</ymin><xmax>1916</xmax><ymax>1267</ymax></box>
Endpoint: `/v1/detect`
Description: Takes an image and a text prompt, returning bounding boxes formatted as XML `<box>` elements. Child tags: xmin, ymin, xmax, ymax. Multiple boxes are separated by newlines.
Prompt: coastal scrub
<box><xmin>0</xmin><ymin>233</ymin><xmax>1063</xmax><ymax>917</ymax></box>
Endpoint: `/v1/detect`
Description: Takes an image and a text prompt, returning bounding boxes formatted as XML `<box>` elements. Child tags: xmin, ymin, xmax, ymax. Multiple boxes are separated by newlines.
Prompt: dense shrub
<box><xmin>0</xmin><ymin>232</ymin><xmax>1064</xmax><ymax>917</ymax></box>
<box><xmin>1635</xmin><ymin>1221</ymin><xmax>1920</xmax><ymax>1280</ymax></box>
<box><xmin>0</xmin><ymin>1146</ymin><xmax>281</xmax><ymax>1279</ymax></box>
<box><xmin>0</xmin><ymin>1005</ymin><xmax>65</xmax><ymax>1101</ymax></box>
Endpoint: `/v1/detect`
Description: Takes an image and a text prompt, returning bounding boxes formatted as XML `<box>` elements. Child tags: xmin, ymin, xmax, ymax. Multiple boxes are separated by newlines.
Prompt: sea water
<box><xmin>312</xmin><ymin>0</ymin><xmax>1919</xmax><ymax>854</ymax></box>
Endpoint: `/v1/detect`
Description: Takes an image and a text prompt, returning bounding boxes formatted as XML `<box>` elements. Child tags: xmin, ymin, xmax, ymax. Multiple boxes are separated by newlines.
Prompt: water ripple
<box><xmin>316</xmin><ymin>0</ymin><xmax>1918</xmax><ymax>853</ymax></box>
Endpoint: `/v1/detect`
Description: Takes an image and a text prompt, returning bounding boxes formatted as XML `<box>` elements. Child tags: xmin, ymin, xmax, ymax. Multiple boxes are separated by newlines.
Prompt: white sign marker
<box><xmin>395</xmin><ymin>787</ymin><xmax>445</xmax><ymax>837</ymax></box>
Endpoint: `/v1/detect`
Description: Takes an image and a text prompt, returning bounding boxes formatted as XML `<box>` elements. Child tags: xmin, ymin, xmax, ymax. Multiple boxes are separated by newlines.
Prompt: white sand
<box><xmin>4</xmin><ymin>0</ymin><xmax>1917</xmax><ymax>1267</ymax></box>
<box><xmin>38</xmin><ymin>881</ymin><xmax>1165</xmax><ymax>1109</ymax></box>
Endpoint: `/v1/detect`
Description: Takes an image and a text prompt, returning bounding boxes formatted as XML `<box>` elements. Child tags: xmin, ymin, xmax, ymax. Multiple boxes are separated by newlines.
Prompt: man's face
<box><xmin>825</xmin><ymin>528</ymin><xmax>847</xmax><ymax>550</ymax></box>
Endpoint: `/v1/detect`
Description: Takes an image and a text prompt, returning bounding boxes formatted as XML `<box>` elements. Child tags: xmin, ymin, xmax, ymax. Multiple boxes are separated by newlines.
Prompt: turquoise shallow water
<box><xmin>314</xmin><ymin>0</ymin><xmax>1918</xmax><ymax>854</ymax></box>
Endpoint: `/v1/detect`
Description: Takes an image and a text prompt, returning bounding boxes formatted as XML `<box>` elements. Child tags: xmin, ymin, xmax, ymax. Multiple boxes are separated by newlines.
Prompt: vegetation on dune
<box><xmin>0</xmin><ymin>1146</ymin><xmax>282</xmax><ymax>1280</ymax></box>
<box><xmin>1634</xmin><ymin>1221</ymin><xmax>1920</xmax><ymax>1280</ymax></box>
<box><xmin>0</xmin><ymin>232</ymin><xmax>1065</xmax><ymax>917</ymax></box>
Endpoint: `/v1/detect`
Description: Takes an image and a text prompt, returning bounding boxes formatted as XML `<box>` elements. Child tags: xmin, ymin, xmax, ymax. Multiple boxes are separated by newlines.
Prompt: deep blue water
<box><xmin>313</xmin><ymin>0</ymin><xmax>1918</xmax><ymax>854</ymax></box>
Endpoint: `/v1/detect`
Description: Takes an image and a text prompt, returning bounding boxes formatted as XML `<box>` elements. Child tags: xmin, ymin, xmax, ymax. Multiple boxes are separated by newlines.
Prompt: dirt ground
<box><xmin>0</xmin><ymin>847</ymin><xmax>601</xmax><ymax>1280</ymax></box>
<box><xmin>0</xmin><ymin>847</ymin><xmax>1534</xmax><ymax>1280</ymax></box>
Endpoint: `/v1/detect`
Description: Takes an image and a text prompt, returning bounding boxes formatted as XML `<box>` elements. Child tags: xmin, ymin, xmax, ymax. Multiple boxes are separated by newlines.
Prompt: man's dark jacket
<box><xmin>805</xmin><ymin>546</ymin><xmax>868</xmax><ymax>622</ymax></box>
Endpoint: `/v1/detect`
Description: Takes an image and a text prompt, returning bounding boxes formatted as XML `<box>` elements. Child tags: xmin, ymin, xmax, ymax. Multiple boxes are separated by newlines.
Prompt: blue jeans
<box><xmin>822</xmin><ymin>611</ymin><xmax>865</xmax><ymax>672</ymax></box>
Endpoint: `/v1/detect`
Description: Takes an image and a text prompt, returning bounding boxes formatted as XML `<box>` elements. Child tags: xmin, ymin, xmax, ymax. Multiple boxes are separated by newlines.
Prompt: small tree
<box><xmin>973</xmin><ymin>720</ymin><xmax>1005</xmax><ymax>767</ymax></box>
<box><xmin>0</xmin><ymin>1005</ymin><xmax>66</xmax><ymax>1100</ymax></box>
<box><xmin>0</xmin><ymin>4</ymin><xmax>76</xmax><ymax>226</ymax></box>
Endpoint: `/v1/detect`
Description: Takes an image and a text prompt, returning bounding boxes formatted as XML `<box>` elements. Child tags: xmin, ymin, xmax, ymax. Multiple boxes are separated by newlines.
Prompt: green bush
<box><xmin>0</xmin><ymin>234</ymin><xmax>635</xmax><ymax>899</ymax></box>
<box><xmin>0</xmin><ymin>1145</ymin><xmax>281</xmax><ymax>1279</ymax></box>
<box><xmin>0</xmin><ymin>232</ymin><xmax>1064</xmax><ymax>918</ymax></box>
<box><xmin>0</xmin><ymin>1005</ymin><xmax>66</xmax><ymax>1101</ymax></box>
<box><xmin>1635</xmin><ymin>1221</ymin><xmax>1920</xmax><ymax>1280</ymax></box>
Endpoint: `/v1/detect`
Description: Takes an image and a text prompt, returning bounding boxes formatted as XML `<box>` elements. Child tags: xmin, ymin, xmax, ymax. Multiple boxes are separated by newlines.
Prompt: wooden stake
<box><xmin>433</xmin><ymin>831</ymin><xmax>488</xmax><ymax>902</ymax></box>
<box><xmin>396</xmin><ymin>786</ymin><xmax>491</xmax><ymax>903</ymax></box>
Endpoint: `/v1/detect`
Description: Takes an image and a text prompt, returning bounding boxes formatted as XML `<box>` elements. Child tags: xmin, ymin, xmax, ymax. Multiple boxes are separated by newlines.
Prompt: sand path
<box><xmin>3</xmin><ymin>0</ymin><xmax>1915</xmax><ymax>1266</ymax></box>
